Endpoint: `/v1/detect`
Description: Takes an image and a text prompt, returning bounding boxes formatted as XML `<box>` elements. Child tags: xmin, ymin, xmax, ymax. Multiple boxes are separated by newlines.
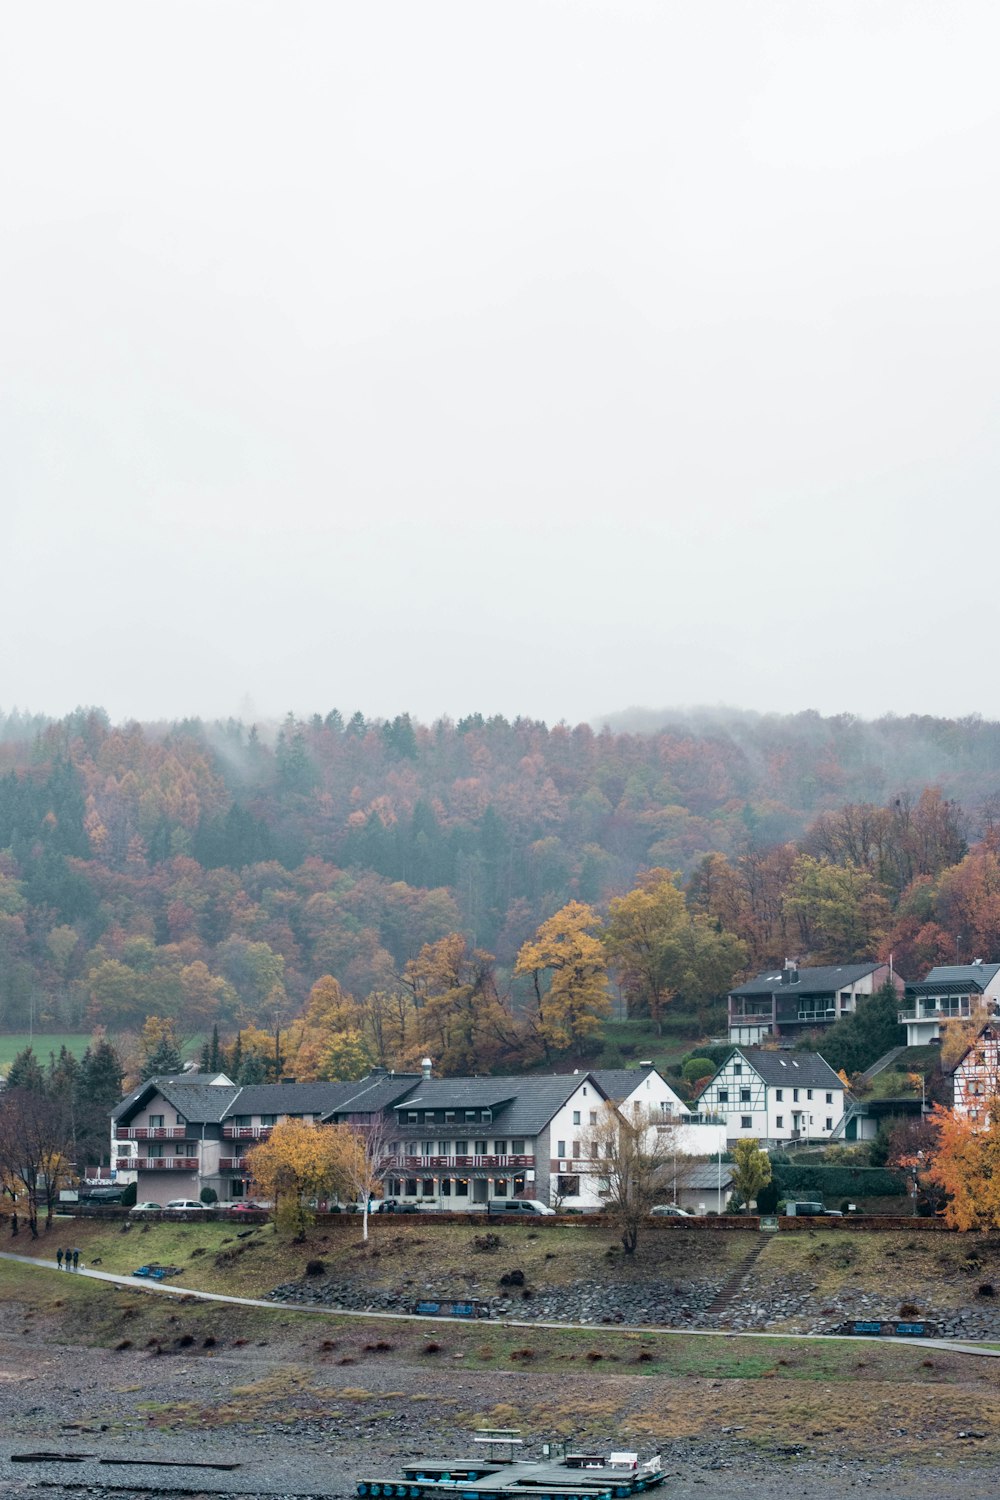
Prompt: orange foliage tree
<box><xmin>924</xmin><ymin>1103</ymin><xmax>1000</xmax><ymax>1230</ymax></box>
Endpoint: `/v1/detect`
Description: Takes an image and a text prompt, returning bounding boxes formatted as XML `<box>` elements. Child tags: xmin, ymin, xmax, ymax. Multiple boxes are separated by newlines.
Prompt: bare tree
<box><xmin>0</xmin><ymin>1088</ymin><xmax>74</xmax><ymax>1238</ymax></box>
<box><xmin>594</xmin><ymin>1102</ymin><xmax>679</xmax><ymax>1254</ymax></box>
<box><xmin>332</xmin><ymin>1114</ymin><xmax>393</xmax><ymax>1243</ymax></box>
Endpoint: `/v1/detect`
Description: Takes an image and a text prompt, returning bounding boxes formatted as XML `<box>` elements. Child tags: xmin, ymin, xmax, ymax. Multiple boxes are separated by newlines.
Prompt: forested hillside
<box><xmin>1</xmin><ymin>705</ymin><xmax>998</xmax><ymax>1076</ymax></box>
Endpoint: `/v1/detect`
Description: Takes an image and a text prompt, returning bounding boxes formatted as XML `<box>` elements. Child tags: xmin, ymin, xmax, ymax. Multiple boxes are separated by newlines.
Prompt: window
<box><xmin>455</xmin><ymin>1178</ymin><xmax>468</xmax><ymax>1196</ymax></box>
<box><xmin>494</xmin><ymin>1178</ymin><xmax>508</xmax><ymax>1197</ymax></box>
<box><xmin>776</xmin><ymin>1115</ymin><xmax>784</xmax><ymax>1129</ymax></box>
<box><xmin>740</xmin><ymin>1088</ymin><xmax>751</xmax><ymax>1102</ymax></box>
<box><xmin>175</xmin><ymin>1115</ymin><xmax>185</xmax><ymax>1127</ymax></box>
<box><xmin>825</xmin><ymin>1118</ymin><xmax>833</xmax><ymax>1131</ymax></box>
<box><xmin>589</xmin><ymin>1111</ymin><xmax>598</xmax><ymax>1126</ymax></box>
<box><xmin>582</xmin><ymin>1086</ymin><xmax>588</xmax><ymax>1095</ymax></box>
<box><xmin>421</xmin><ymin>1179</ymin><xmax>434</xmax><ymax>1196</ymax></box>
<box><xmin>557</xmin><ymin>1140</ymin><xmax>566</xmax><ymax>1157</ymax></box>
<box><xmin>422</xmin><ymin>1141</ymin><xmax>434</xmax><ymax>1157</ymax></box>
<box><xmin>407</xmin><ymin>1112</ymin><xmax>418</xmax><ymax>1124</ymax></box>
<box><xmin>494</xmin><ymin>1141</ymin><xmax>507</xmax><ymax>1156</ymax></box>
<box><xmin>474</xmin><ymin>1139</ymin><xmax>487</xmax><ymax>1155</ymax></box>
<box><xmin>148</xmin><ymin>1115</ymin><xmax>164</xmax><ymax>1129</ymax></box>
<box><xmin>437</xmin><ymin>1141</ymin><xmax>450</xmax><ymax>1156</ymax></box>
<box><xmin>440</xmin><ymin>1178</ymin><xmax>451</xmax><ymax>1196</ymax></box>
<box><xmin>825</xmin><ymin>1092</ymin><xmax>833</xmax><ymax>1104</ymax></box>
<box><xmin>465</xmin><ymin>1110</ymin><xmax>477</xmax><ymax>1122</ymax></box>
<box><xmin>572</xmin><ymin>1111</ymin><xmax>581</xmax><ymax>1125</ymax></box>
<box><xmin>590</xmin><ymin>1140</ymin><xmax>598</xmax><ymax>1158</ymax></box>
<box><xmin>807</xmin><ymin>1089</ymin><xmax>813</xmax><ymax>1100</ymax></box>
<box><xmin>792</xmin><ymin>1089</ymin><xmax>799</xmax><ymax>1102</ymax></box>
<box><xmin>775</xmin><ymin>1088</ymin><xmax>783</xmax><ymax>1102</ymax></box>
<box><xmin>557</xmin><ymin>1174</ymin><xmax>580</xmax><ymax>1196</ymax></box>
<box><xmin>718</xmin><ymin>1089</ymin><xmax>729</xmax><ymax>1103</ymax></box>
<box><xmin>572</xmin><ymin>1141</ymin><xmax>581</xmax><ymax>1159</ymax></box>
<box><xmin>405</xmin><ymin>1179</ymin><xmax>417</xmax><ymax>1196</ymax></box>
<box><xmin>511</xmin><ymin>1139</ymin><xmax>525</xmax><ymax>1154</ymax></box>
<box><xmin>741</xmin><ymin>1116</ymin><xmax>752</xmax><ymax>1129</ymax></box>
<box><xmin>734</xmin><ymin>1063</ymin><xmax>742</xmax><ymax>1075</ymax></box>
<box><xmin>261</xmin><ymin>1115</ymin><xmax>277</xmax><ymax>1126</ymax></box>
<box><xmin>454</xmin><ymin>1140</ymin><xmax>468</xmax><ymax>1155</ymax></box>
<box><xmin>146</xmin><ymin>1142</ymin><xmax>163</xmax><ymax>1158</ymax></box>
<box><xmin>445</xmin><ymin>1111</ymin><xmax>455</xmax><ymax>1123</ymax></box>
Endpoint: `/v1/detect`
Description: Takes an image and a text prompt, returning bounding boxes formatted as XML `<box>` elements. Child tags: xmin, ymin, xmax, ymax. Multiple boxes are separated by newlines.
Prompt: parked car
<box><xmin>487</xmin><ymin>1199</ymin><xmax>556</xmax><ymax>1216</ymax></box>
<box><xmin>228</xmin><ymin>1200</ymin><xmax>269</xmax><ymax>1216</ymax></box>
<box><xmin>130</xmin><ymin>1201</ymin><xmax>165</xmax><ymax>1214</ymax></box>
<box><xmin>163</xmin><ymin>1199</ymin><xmax>209</xmax><ymax>1212</ymax></box>
<box><xmin>378</xmin><ymin>1199</ymin><xmax>422</xmax><ymax>1214</ymax></box>
<box><xmin>650</xmin><ymin>1204</ymin><xmax>693</xmax><ymax>1217</ymax></box>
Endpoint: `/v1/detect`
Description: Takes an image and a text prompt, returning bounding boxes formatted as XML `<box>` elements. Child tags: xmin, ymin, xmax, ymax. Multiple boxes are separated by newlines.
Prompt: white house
<box><xmin>697</xmin><ymin>1048</ymin><xmax>846</xmax><ymax>1146</ymax></box>
<box><xmin>900</xmin><ymin>961</ymin><xmax>1000</xmax><ymax>1046</ymax></box>
<box><xmin>591</xmin><ymin>1064</ymin><xmax>727</xmax><ymax>1158</ymax></box>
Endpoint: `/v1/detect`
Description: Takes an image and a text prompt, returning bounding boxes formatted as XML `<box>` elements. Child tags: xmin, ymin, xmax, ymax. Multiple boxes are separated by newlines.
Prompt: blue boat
<box><xmin>358</xmin><ymin>1439</ymin><xmax>665</xmax><ymax>1500</ymax></box>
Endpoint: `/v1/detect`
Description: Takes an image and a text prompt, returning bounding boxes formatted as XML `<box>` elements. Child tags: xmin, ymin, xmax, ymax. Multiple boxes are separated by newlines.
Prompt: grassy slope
<box><xmin>0</xmin><ymin>1032</ymin><xmax>91</xmax><ymax>1069</ymax></box>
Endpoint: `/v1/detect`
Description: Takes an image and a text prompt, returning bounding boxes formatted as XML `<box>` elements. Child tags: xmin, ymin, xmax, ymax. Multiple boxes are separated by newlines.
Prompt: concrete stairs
<box><xmin>705</xmin><ymin>1235</ymin><xmax>770</xmax><ymax>1319</ymax></box>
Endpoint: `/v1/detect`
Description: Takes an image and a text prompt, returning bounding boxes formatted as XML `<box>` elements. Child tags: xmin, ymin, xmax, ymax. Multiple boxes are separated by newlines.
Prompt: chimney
<box><xmin>421</xmin><ymin>1057</ymin><xmax>433</xmax><ymax>1080</ymax></box>
<box><xmin>783</xmin><ymin>958</ymin><xmax>799</xmax><ymax>985</ymax></box>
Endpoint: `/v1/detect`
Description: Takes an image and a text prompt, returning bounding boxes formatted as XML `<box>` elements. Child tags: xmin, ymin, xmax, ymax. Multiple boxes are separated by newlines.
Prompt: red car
<box><xmin>228</xmin><ymin>1200</ymin><xmax>269</xmax><ymax>1216</ymax></box>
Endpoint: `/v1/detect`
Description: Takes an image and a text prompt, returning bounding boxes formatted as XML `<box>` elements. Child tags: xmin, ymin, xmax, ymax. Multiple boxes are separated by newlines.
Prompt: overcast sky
<box><xmin>3</xmin><ymin>2</ymin><xmax>998</xmax><ymax>729</ymax></box>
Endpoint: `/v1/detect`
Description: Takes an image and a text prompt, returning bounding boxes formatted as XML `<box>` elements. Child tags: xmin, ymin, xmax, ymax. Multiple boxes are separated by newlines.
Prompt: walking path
<box><xmin>3</xmin><ymin>1248</ymin><xmax>999</xmax><ymax>1358</ymax></box>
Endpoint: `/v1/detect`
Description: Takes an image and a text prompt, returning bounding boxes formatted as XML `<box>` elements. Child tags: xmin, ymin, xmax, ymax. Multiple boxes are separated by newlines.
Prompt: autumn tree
<box><xmin>784</xmin><ymin>855</ymin><xmax>889</xmax><ymax>963</ymax></box>
<box><xmin>0</xmin><ymin>1086</ymin><xmax>74</xmax><ymax>1236</ymax></box>
<box><xmin>728</xmin><ymin>1137</ymin><xmax>772</xmax><ymax>1213</ymax></box>
<box><xmin>515</xmin><ymin>902</ymin><xmax>610</xmax><ymax>1058</ymax></box>
<box><xmin>403</xmin><ymin>934</ymin><xmax>522</xmax><ymax>1074</ymax></box>
<box><xmin>594</xmin><ymin>1102</ymin><xmax>678</xmax><ymax>1253</ymax></box>
<box><xmin>245</xmin><ymin>1119</ymin><xmax>347</xmax><ymax>1239</ymax></box>
<box><xmin>924</xmin><ymin>1103</ymin><xmax>1000</xmax><ymax>1230</ymax></box>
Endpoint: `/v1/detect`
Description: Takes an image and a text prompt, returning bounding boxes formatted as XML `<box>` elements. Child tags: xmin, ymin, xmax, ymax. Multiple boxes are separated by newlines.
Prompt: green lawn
<box><xmin>0</xmin><ymin>1032</ymin><xmax>92</xmax><ymax>1071</ymax></box>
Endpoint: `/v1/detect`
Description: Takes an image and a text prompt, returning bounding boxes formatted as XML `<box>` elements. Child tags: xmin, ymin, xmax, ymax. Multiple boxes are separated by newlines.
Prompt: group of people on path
<box><xmin>56</xmin><ymin>1247</ymin><xmax>81</xmax><ymax>1271</ymax></box>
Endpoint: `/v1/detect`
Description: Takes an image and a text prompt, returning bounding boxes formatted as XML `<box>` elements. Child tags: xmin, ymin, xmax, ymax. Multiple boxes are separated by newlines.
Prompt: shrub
<box><xmin>422</xmin><ymin>1342</ymin><xmax>442</xmax><ymax>1355</ymax></box>
<box><xmin>682</xmin><ymin>1057</ymin><xmax>717</xmax><ymax>1083</ymax></box>
<box><xmin>200</xmin><ymin>1187</ymin><xmax>218</xmax><ymax>1206</ymax></box>
<box><xmin>115</xmin><ymin>1338</ymin><xmax>133</xmax><ymax>1350</ymax></box>
<box><xmin>305</xmin><ymin>1259</ymin><xmax>326</xmax><ymax>1277</ymax></box>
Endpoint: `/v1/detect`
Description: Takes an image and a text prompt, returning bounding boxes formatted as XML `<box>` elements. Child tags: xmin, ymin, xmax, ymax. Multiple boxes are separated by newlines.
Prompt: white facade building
<box><xmin>900</xmin><ymin>962</ymin><xmax>1000</xmax><ymax>1047</ymax></box>
<box><xmin>697</xmin><ymin>1048</ymin><xmax>846</xmax><ymax>1146</ymax></box>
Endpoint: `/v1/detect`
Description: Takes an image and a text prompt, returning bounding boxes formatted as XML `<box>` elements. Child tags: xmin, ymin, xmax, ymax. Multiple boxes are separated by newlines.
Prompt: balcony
<box><xmin>219</xmin><ymin>1157</ymin><xmax>249</xmax><ymax>1172</ymax></box>
<box><xmin>116</xmin><ymin>1127</ymin><xmax>191</xmax><ymax>1141</ymax></box>
<box><xmin>383</xmin><ymin>1154</ymin><xmax>535</xmax><ymax>1172</ymax></box>
<box><xmin>222</xmin><ymin>1125</ymin><xmax>274</xmax><ymax>1140</ymax></box>
<box><xmin>124</xmin><ymin>1156</ymin><xmax>199</xmax><ymax>1171</ymax></box>
<box><xmin>898</xmin><ymin>1007</ymin><xmax>971</xmax><ymax>1024</ymax></box>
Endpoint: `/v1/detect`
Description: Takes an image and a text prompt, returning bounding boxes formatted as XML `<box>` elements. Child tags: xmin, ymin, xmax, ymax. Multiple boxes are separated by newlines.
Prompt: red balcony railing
<box><xmin>222</xmin><ymin>1125</ymin><xmax>274</xmax><ymax>1140</ymax></box>
<box><xmin>382</xmin><ymin>1154</ymin><xmax>534</xmax><ymax>1172</ymax></box>
<box><xmin>124</xmin><ymin>1156</ymin><xmax>199</xmax><ymax>1171</ymax></box>
<box><xmin>218</xmin><ymin>1157</ymin><xmax>249</xmax><ymax>1172</ymax></box>
<box><xmin>116</xmin><ymin>1127</ymin><xmax>191</xmax><ymax>1141</ymax></box>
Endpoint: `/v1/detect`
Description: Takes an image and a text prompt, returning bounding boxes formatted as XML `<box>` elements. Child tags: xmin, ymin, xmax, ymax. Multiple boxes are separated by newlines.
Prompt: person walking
<box><xmin>65</xmin><ymin>1246</ymin><xmax>73</xmax><ymax>1269</ymax></box>
<box><xmin>72</xmin><ymin>1248</ymin><xmax>80</xmax><ymax>1272</ymax></box>
<box><xmin>56</xmin><ymin>1247</ymin><xmax>63</xmax><ymax>1270</ymax></box>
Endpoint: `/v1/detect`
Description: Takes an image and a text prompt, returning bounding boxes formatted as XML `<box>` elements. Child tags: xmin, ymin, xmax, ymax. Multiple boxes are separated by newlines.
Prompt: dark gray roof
<box><xmin>590</xmin><ymin>1066</ymin><xmax>661</xmax><ymax>1101</ymax></box>
<box><xmin>394</xmin><ymin>1074</ymin><xmax>606</xmax><ymax>1136</ymax></box>
<box><xmin>729</xmin><ymin>1048</ymin><xmax>843</xmax><ymax>1089</ymax></box>
<box><xmin>326</xmin><ymin>1074</ymin><xmax>422</xmax><ymax>1118</ymax></box>
<box><xmin>113</xmin><ymin>1076</ymin><xmax>240</xmax><ymax>1124</ymax></box>
<box><xmin>731</xmin><ymin>963</ymin><xmax>882</xmax><ymax>997</ymax></box>
<box><xmin>674</xmin><ymin>1162</ymin><xmax>733</xmax><ymax>1191</ymax></box>
<box><xmin>229</xmin><ymin>1081</ymin><xmax>362</xmax><ymax>1117</ymax></box>
<box><xmin>910</xmin><ymin>963</ymin><xmax>1000</xmax><ymax>995</ymax></box>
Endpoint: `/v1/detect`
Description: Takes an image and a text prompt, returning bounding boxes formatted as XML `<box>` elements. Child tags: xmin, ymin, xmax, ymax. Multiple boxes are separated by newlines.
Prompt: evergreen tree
<box><xmin>816</xmin><ymin>980</ymin><xmax>905</xmax><ymax>1076</ymax></box>
<box><xmin>6</xmin><ymin>1047</ymin><xmax>45</xmax><ymax>1092</ymax></box>
<box><xmin>238</xmin><ymin>1051</ymin><xmax>267</xmax><ymax>1084</ymax></box>
<box><xmin>209</xmin><ymin>1024</ymin><xmax>221</xmax><ymax>1072</ymax></box>
<box><xmin>141</xmin><ymin>1037</ymin><xmax>184</xmax><ymax>1080</ymax></box>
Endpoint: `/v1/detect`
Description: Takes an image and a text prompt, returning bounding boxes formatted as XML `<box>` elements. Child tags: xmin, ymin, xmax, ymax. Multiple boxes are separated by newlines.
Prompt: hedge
<box><xmin>772</xmin><ymin>1164</ymin><xmax>907</xmax><ymax>1198</ymax></box>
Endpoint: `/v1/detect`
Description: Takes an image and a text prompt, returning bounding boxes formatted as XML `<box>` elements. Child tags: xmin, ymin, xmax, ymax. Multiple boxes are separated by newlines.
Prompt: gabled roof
<box><xmin>326</xmin><ymin>1073</ymin><xmax>422</xmax><ymax>1118</ymax></box>
<box><xmin>393</xmin><ymin>1073</ymin><xmax>605</xmax><ymax>1137</ymax></box>
<box><xmin>725</xmin><ymin>1048</ymin><xmax>843</xmax><ymax>1090</ymax></box>
<box><xmin>947</xmin><ymin>1021</ymin><xmax>1000</xmax><ymax>1074</ymax></box>
<box><xmin>674</xmin><ymin>1162</ymin><xmax>733</xmax><ymax>1191</ymax></box>
<box><xmin>908</xmin><ymin>963</ymin><xmax>1000</xmax><ymax>997</ymax></box>
<box><xmin>590</xmin><ymin>1065</ymin><xmax>662</xmax><ymax>1101</ymax></box>
<box><xmin>112</xmin><ymin>1076</ymin><xmax>240</xmax><ymax>1124</ymax></box>
<box><xmin>731</xmin><ymin>963</ymin><xmax>883</xmax><ymax>997</ymax></box>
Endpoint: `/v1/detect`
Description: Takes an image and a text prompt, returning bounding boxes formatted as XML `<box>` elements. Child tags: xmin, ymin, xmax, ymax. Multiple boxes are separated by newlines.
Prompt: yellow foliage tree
<box><xmin>515</xmin><ymin>901</ymin><xmax>610</xmax><ymax>1057</ymax></box>
<box><xmin>924</xmin><ymin>1103</ymin><xmax>1000</xmax><ymax>1230</ymax></box>
<box><xmin>245</xmin><ymin>1119</ymin><xmax>348</xmax><ymax>1238</ymax></box>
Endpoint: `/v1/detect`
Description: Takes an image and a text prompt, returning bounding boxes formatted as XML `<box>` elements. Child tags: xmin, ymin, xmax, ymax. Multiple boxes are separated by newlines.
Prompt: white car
<box><xmin>163</xmin><ymin>1199</ymin><xmax>209</xmax><ymax>1212</ymax></box>
<box><xmin>650</xmin><ymin>1204</ymin><xmax>693</xmax><ymax>1217</ymax></box>
<box><xmin>130</xmin><ymin>1201</ymin><xmax>165</xmax><ymax>1214</ymax></box>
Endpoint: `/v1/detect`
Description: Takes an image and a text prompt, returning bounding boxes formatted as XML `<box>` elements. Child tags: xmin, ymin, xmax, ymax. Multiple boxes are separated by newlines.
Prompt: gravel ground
<box><xmin>5</xmin><ymin>1290</ymin><xmax>1000</xmax><ymax>1500</ymax></box>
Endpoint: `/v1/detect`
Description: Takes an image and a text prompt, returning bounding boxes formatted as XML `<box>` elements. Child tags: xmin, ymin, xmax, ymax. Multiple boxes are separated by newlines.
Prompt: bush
<box><xmin>120</xmin><ymin>1181</ymin><xmax>137</xmax><ymax>1207</ymax></box>
<box><xmin>682</xmin><ymin>1057</ymin><xmax>717</xmax><ymax>1082</ymax></box>
<box><xmin>200</xmin><ymin>1186</ymin><xmax>218</xmax><ymax>1205</ymax></box>
<box><xmin>305</xmin><ymin>1259</ymin><xmax>326</xmax><ymax>1277</ymax></box>
<box><xmin>772</xmin><ymin>1164</ymin><xmax>907</xmax><ymax>1199</ymax></box>
<box><xmin>756</xmin><ymin>1180</ymin><xmax>779</xmax><ymax>1214</ymax></box>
